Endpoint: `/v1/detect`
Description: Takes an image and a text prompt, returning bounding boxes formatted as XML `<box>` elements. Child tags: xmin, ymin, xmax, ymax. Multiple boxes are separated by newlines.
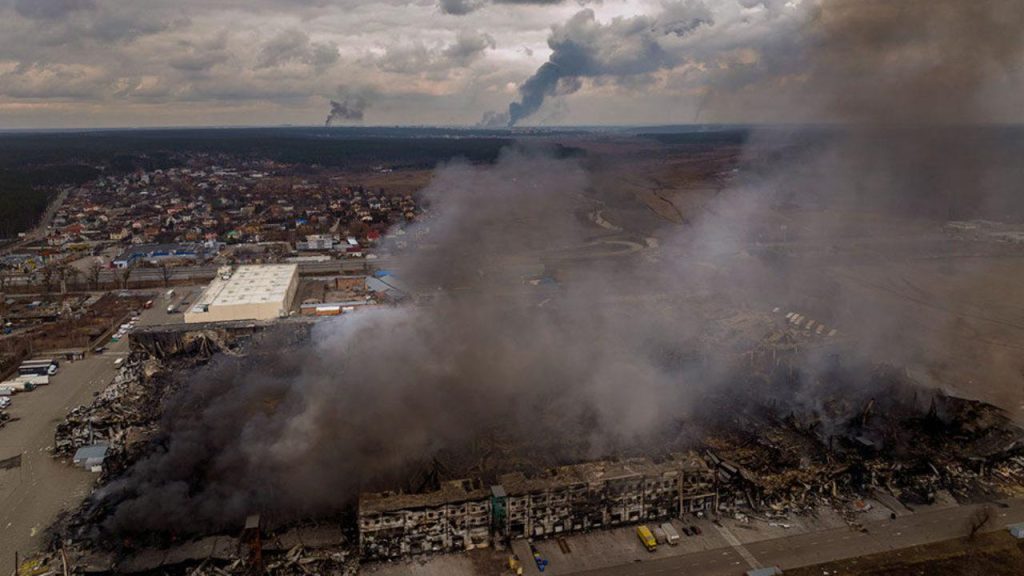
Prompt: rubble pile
<box><xmin>702</xmin><ymin>371</ymin><xmax>1024</xmax><ymax>519</ymax></box>
<box><xmin>260</xmin><ymin>546</ymin><xmax>357</xmax><ymax>576</ymax></box>
<box><xmin>32</xmin><ymin>538</ymin><xmax>359</xmax><ymax>576</ymax></box>
<box><xmin>52</xmin><ymin>325</ymin><xmax>275</xmax><ymax>475</ymax></box>
<box><xmin>35</xmin><ymin>318</ymin><xmax>1024</xmax><ymax>573</ymax></box>
<box><xmin>54</xmin><ymin>356</ymin><xmax>153</xmax><ymax>459</ymax></box>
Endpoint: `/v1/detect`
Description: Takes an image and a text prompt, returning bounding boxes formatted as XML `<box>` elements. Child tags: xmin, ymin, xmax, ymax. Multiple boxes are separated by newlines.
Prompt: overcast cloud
<box><xmin>0</xmin><ymin>0</ymin><xmax>1021</xmax><ymax>128</ymax></box>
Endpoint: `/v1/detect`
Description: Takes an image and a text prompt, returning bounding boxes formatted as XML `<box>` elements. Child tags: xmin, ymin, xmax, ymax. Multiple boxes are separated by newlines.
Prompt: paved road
<box><xmin>0</xmin><ymin>299</ymin><xmax>174</xmax><ymax>559</ymax></box>
<box><xmin>3</xmin><ymin>259</ymin><xmax>372</xmax><ymax>287</ymax></box>
<box><xmin>570</xmin><ymin>498</ymin><xmax>1024</xmax><ymax>576</ymax></box>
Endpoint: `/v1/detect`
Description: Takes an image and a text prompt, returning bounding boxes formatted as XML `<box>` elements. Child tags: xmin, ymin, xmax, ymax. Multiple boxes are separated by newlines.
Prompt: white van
<box><xmin>661</xmin><ymin>523</ymin><xmax>680</xmax><ymax>546</ymax></box>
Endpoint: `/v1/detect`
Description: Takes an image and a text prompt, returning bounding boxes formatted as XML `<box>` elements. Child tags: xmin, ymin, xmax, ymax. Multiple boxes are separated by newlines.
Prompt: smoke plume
<box><xmin>91</xmin><ymin>0</ymin><xmax>1024</xmax><ymax>539</ymax></box>
<box><xmin>691</xmin><ymin>0</ymin><xmax>1024</xmax><ymax>402</ymax></box>
<box><xmin>507</xmin><ymin>2</ymin><xmax>713</xmax><ymax>126</ymax></box>
<box><xmin>325</xmin><ymin>93</ymin><xmax>370</xmax><ymax>126</ymax></box>
<box><xmin>98</xmin><ymin>145</ymin><xmax>723</xmax><ymax>535</ymax></box>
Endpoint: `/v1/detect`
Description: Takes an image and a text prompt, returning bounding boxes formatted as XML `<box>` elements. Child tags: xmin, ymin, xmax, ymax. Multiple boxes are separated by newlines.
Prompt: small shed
<box><xmin>73</xmin><ymin>444</ymin><xmax>109</xmax><ymax>470</ymax></box>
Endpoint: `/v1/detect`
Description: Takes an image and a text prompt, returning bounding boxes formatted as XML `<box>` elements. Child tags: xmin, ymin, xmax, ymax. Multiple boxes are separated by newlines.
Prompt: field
<box><xmin>787</xmin><ymin>531</ymin><xmax>1024</xmax><ymax>576</ymax></box>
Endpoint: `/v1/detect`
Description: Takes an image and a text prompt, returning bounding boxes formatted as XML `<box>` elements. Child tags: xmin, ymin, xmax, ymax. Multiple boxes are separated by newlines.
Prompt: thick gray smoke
<box><xmin>700</xmin><ymin>0</ymin><xmax>1024</xmax><ymax>220</ymax></box>
<box><xmin>99</xmin><ymin>146</ymin><xmax>720</xmax><ymax>534</ymax></box>
<box><xmin>324</xmin><ymin>93</ymin><xmax>370</xmax><ymax>126</ymax></box>
<box><xmin>505</xmin><ymin>2</ymin><xmax>712</xmax><ymax>126</ymax></box>
<box><xmin>94</xmin><ymin>0</ymin><xmax>1024</xmax><ymax>537</ymax></box>
<box><xmin>692</xmin><ymin>0</ymin><xmax>1024</xmax><ymax>404</ymax></box>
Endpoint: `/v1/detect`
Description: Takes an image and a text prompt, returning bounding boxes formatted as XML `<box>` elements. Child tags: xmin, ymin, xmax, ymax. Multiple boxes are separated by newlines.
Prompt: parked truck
<box><xmin>18</xmin><ymin>360</ymin><xmax>57</xmax><ymax>376</ymax></box>
<box><xmin>1</xmin><ymin>380</ymin><xmax>36</xmax><ymax>393</ymax></box>
<box><xmin>16</xmin><ymin>374</ymin><xmax>49</xmax><ymax>386</ymax></box>
<box><xmin>637</xmin><ymin>525</ymin><xmax>657</xmax><ymax>552</ymax></box>
<box><xmin>661</xmin><ymin>522</ymin><xmax>680</xmax><ymax>545</ymax></box>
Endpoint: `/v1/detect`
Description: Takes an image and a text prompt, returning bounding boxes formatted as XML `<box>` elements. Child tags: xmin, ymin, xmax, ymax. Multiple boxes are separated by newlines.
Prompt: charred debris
<box><xmin>39</xmin><ymin>321</ymin><xmax>1024</xmax><ymax>574</ymax></box>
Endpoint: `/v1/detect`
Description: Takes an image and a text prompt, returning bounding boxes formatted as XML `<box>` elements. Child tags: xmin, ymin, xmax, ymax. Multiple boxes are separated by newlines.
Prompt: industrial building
<box><xmin>184</xmin><ymin>264</ymin><xmax>299</xmax><ymax>324</ymax></box>
<box><xmin>357</xmin><ymin>453</ymin><xmax>718</xmax><ymax>560</ymax></box>
<box><xmin>112</xmin><ymin>242</ymin><xmax>207</xmax><ymax>268</ymax></box>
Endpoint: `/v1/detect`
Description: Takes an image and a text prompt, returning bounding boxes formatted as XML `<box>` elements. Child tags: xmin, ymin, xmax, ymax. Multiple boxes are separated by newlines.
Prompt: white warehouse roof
<box><xmin>185</xmin><ymin>264</ymin><xmax>299</xmax><ymax>323</ymax></box>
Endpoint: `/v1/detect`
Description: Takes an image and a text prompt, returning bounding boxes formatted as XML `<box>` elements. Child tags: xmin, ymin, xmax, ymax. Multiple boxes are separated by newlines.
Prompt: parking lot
<box><xmin>0</xmin><ymin>290</ymin><xmax>185</xmax><ymax>558</ymax></box>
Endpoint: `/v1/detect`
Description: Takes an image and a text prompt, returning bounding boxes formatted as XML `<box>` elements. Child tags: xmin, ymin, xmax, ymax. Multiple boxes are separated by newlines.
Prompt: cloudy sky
<box><xmin>0</xmin><ymin>0</ymin><xmax>1021</xmax><ymax>129</ymax></box>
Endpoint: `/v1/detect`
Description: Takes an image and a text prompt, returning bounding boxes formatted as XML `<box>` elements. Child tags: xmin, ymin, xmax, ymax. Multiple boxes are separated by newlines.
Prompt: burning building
<box><xmin>357</xmin><ymin>452</ymin><xmax>717</xmax><ymax>560</ymax></box>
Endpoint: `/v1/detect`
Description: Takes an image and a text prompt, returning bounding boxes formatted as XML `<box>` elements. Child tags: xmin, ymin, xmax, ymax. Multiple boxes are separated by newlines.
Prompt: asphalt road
<box><xmin>0</xmin><ymin>299</ymin><xmax>174</xmax><ymax>560</ymax></box>
<box><xmin>3</xmin><ymin>259</ymin><xmax>372</xmax><ymax>287</ymax></box>
<box><xmin>570</xmin><ymin>498</ymin><xmax>1024</xmax><ymax>576</ymax></box>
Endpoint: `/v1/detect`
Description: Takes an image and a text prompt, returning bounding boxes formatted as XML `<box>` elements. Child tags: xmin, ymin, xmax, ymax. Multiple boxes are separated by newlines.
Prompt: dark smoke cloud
<box><xmin>324</xmin><ymin>92</ymin><xmax>370</xmax><ymax>126</ymax></box>
<box><xmin>691</xmin><ymin>0</ymin><xmax>1024</xmax><ymax>403</ymax></box>
<box><xmin>507</xmin><ymin>2</ymin><xmax>712</xmax><ymax>126</ymax></box>
<box><xmin>729</xmin><ymin>0</ymin><xmax>1024</xmax><ymax>217</ymax></box>
<box><xmin>477</xmin><ymin>109</ymin><xmax>510</xmax><ymax>128</ymax></box>
<box><xmin>99</xmin><ymin>146</ymin><xmax>719</xmax><ymax>533</ymax></box>
<box><xmin>91</xmin><ymin>0</ymin><xmax>1024</xmax><ymax>538</ymax></box>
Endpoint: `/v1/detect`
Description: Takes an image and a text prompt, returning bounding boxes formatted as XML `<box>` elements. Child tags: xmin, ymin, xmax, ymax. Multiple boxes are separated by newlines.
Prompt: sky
<box><xmin>0</xmin><ymin>0</ymin><xmax>1021</xmax><ymax>129</ymax></box>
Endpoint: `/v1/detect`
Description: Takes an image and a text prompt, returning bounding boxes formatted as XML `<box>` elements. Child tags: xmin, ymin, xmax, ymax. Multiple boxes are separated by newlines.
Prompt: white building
<box><xmin>184</xmin><ymin>264</ymin><xmax>299</xmax><ymax>323</ymax></box>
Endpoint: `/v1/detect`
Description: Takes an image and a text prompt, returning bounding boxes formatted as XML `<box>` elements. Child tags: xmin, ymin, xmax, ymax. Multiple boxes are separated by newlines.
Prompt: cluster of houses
<box><xmin>40</xmin><ymin>158</ymin><xmax>418</xmax><ymax>257</ymax></box>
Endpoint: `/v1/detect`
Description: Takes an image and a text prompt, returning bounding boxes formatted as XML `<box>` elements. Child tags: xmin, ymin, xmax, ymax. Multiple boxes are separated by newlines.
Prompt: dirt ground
<box><xmin>785</xmin><ymin>530</ymin><xmax>1024</xmax><ymax>576</ymax></box>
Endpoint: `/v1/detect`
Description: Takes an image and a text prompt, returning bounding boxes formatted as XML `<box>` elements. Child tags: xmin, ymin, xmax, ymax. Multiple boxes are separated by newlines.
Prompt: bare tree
<box><xmin>160</xmin><ymin>263</ymin><xmax>172</xmax><ymax>287</ymax></box>
<box><xmin>966</xmin><ymin>505</ymin><xmax>993</xmax><ymax>540</ymax></box>
<box><xmin>87</xmin><ymin>260</ymin><xmax>103</xmax><ymax>290</ymax></box>
<box><xmin>57</xmin><ymin>264</ymin><xmax>80</xmax><ymax>293</ymax></box>
<box><xmin>119</xmin><ymin>266</ymin><xmax>133</xmax><ymax>290</ymax></box>
<box><xmin>41</xmin><ymin>265</ymin><xmax>54</xmax><ymax>293</ymax></box>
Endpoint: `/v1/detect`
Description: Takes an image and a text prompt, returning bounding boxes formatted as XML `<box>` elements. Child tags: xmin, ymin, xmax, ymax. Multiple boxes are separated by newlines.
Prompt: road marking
<box><xmin>712</xmin><ymin>523</ymin><xmax>761</xmax><ymax>570</ymax></box>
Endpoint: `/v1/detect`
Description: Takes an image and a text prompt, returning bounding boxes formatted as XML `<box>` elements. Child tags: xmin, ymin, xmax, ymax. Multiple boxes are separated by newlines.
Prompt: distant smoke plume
<box><xmin>477</xmin><ymin>109</ymin><xmax>509</xmax><ymax>128</ymax></box>
<box><xmin>507</xmin><ymin>2</ymin><xmax>712</xmax><ymax>126</ymax></box>
<box><xmin>325</xmin><ymin>93</ymin><xmax>370</xmax><ymax>126</ymax></box>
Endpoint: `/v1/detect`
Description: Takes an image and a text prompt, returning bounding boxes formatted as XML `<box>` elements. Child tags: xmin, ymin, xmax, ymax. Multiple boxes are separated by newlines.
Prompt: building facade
<box><xmin>358</xmin><ymin>453</ymin><xmax>718</xmax><ymax>560</ymax></box>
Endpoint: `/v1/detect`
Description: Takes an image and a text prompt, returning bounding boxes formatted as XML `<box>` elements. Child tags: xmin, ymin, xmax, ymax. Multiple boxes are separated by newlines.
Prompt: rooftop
<box><xmin>193</xmin><ymin>264</ymin><xmax>298</xmax><ymax>310</ymax></box>
<box><xmin>360</xmin><ymin>478</ymin><xmax>489</xmax><ymax>514</ymax></box>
